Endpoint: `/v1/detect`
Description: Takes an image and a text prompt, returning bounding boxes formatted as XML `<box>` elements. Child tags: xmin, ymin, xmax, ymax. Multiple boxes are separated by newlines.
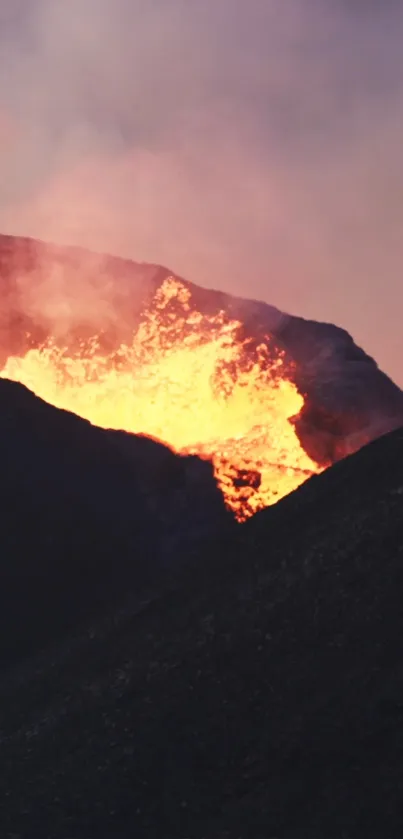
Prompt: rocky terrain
<box><xmin>1</xmin><ymin>377</ymin><xmax>403</xmax><ymax>837</ymax></box>
<box><xmin>1</xmin><ymin>232</ymin><xmax>403</xmax><ymax>466</ymax></box>
<box><xmin>0</xmin><ymin>378</ymin><xmax>230</xmax><ymax>669</ymax></box>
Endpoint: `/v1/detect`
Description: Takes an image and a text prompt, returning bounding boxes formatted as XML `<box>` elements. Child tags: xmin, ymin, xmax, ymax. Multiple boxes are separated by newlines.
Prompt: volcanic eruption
<box><xmin>1</xmin><ymin>233</ymin><xmax>403</xmax><ymax>520</ymax></box>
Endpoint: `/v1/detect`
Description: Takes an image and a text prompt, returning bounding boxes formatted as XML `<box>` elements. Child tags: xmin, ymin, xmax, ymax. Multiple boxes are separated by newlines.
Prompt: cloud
<box><xmin>0</xmin><ymin>0</ymin><xmax>403</xmax><ymax>382</ymax></box>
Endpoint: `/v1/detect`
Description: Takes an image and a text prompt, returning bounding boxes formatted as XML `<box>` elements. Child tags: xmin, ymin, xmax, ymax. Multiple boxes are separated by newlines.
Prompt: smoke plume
<box><xmin>0</xmin><ymin>0</ymin><xmax>403</xmax><ymax>383</ymax></box>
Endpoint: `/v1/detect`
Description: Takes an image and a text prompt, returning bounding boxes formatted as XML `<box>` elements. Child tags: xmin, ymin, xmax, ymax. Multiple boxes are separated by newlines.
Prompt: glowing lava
<box><xmin>0</xmin><ymin>277</ymin><xmax>323</xmax><ymax>519</ymax></box>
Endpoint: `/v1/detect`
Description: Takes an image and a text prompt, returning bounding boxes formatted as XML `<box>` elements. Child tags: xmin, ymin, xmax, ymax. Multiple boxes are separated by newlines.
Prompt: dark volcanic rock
<box><xmin>1</xmin><ymin>422</ymin><xmax>403</xmax><ymax>837</ymax></box>
<box><xmin>0</xmin><ymin>378</ymin><xmax>230</xmax><ymax>668</ymax></box>
<box><xmin>1</xmin><ymin>232</ymin><xmax>403</xmax><ymax>468</ymax></box>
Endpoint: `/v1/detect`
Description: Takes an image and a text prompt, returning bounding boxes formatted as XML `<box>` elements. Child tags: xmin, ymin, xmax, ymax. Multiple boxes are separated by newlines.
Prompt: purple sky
<box><xmin>1</xmin><ymin>0</ymin><xmax>403</xmax><ymax>384</ymax></box>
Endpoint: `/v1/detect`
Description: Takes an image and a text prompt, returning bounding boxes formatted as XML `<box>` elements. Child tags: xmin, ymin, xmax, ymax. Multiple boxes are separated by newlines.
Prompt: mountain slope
<box><xmin>0</xmin><ymin>378</ymin><xmax>229</xmax><ymax>668</ymax></box>
<box><xmin>1</xmin><ymin>415</ymin><xmax>403</xmax><ymax>837</ymax></box>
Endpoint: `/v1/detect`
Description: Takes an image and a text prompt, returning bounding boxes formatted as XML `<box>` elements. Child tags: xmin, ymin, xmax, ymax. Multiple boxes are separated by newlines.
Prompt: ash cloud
<box><xmin>0</xmin><ymin>0</ymin><xmax>403</xmax><ymax>383</ymax></box>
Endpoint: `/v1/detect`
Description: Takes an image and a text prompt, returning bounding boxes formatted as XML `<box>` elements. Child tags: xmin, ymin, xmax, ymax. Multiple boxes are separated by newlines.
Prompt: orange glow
<box><xmin>0</xmin><ymin>277</ymin><xmax>323</xmax><ymax>519</ymax></box>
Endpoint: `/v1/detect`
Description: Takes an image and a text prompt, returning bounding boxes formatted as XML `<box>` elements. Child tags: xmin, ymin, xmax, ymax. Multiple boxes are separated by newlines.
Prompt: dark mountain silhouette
<box><xmin>1</xmin><ymin>232</ymin><xmax>403</xmax><ymax>467</ymax></box>
<box><xmin>0</xmin><ymin>374</ymin><xmax>403</xmax><ymax>837</ymax></box>
<box><xmin>0</xmin><ymin>378</ymin><xmax>230</xmax><ymax>668</ymax></box>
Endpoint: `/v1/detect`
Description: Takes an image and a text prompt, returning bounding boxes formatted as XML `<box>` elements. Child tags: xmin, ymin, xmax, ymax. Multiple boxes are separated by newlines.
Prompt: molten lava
<box><xmin>0</xmin><ymin>277</ymin><xmax>323</xmax><ymax>519</ymax></box>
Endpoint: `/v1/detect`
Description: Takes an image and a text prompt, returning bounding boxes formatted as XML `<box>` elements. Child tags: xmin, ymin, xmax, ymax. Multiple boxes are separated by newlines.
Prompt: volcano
<box><xmin>1</xmin><ymin>233</ymin><xmax>403</xmax><ymax>837</ymax></box>
<box><xmin>1</xmin><ymin>232</ymin><xmax>403</xmax><ymax>519</ymax></box>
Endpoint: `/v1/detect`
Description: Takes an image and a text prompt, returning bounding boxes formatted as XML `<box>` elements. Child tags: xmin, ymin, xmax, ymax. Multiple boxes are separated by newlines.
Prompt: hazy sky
<box><xmin>0</xmin><ymin>0</ymin><xmax>402</xmax><ymax>384</ymax></box>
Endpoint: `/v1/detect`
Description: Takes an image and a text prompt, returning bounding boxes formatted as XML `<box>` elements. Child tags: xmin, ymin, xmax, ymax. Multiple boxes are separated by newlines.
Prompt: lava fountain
<box><xmin>0</xmin><ymin>276</ymin><xmax>323</xmax><ymax>519</ymax></box>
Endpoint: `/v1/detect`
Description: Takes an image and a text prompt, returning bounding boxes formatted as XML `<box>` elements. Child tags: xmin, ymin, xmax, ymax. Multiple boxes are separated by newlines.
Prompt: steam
<box><xmin>15</xmin><ymin>257</ymin><xmax>116</xmax><ymax>337</ymax></box>
<box><xmin>0</xmin><ymin>0</ymin><xmax>403</xmax><ymax>382</ymax></box>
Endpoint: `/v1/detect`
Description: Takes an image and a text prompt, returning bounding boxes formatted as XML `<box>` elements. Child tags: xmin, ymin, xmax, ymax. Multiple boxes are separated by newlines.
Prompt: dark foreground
<box><xmin>1</xmin><ymin>383</ymin><xmax>403</xmax><ymax>837</ymax></box>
